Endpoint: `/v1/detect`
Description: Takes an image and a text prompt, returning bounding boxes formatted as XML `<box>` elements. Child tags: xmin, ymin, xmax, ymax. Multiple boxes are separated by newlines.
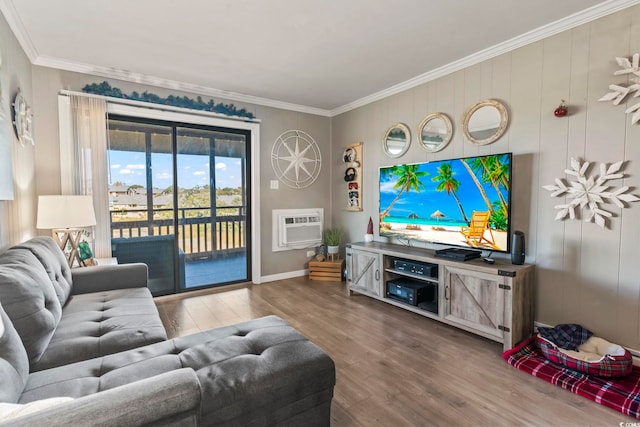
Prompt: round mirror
<box><xmin>462</xmin><ymin>99</ymin><xmax>508</xmax><ymax>145</ymax></box>
<box><xmin>417</xmin><ymin>113</ymin><xmax>452</xmax><ymax>152</ymax></box>
<box><xmin>383</xmin><ymin>123</ymin><xmax>411</xmax><ymax>158</ymax></box>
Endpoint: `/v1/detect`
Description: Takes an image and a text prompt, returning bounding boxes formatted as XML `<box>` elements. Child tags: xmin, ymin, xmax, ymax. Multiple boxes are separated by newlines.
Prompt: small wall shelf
<box><xmin>344</xmin><ymin>142</ymin><xmax>363</xmax><ymax>211</ymax></box>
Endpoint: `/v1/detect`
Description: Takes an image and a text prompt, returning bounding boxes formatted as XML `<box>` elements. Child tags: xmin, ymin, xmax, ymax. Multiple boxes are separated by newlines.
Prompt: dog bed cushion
<box><xmin>536</xmin><ymin>334</ymin><xmax>632</xmax><ymax>377</ymax></box>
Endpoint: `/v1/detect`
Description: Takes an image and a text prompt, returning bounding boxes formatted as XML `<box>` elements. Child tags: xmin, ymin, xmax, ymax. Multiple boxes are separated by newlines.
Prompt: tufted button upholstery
<box><xmin>0</xmin><ymin>250</ymin><xmax>62</xmax><ymax>366</ymax></box>
<box><xmin>30</xmin><ymin>288</ymin><xmax>167</xmax><ymax>372</ymax></box>
<box><xmin>0</xmin><ymin>236</ymin><xmax>167</xmax><ymax>373</ymax></box>
<box><xmin>12</xmin><ymin>237</ymin><xmax>73</xmax><ymax>306</ymax></box>
<box><xmin>21</xmin><ymin>315</ymin><xmax>336</xmax><ymax>426</ymax></box>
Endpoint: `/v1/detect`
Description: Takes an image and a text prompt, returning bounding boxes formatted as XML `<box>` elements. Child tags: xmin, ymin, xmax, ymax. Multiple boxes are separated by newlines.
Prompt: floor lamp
<box><xmin>36</xmin><ymin>195</ymin><xmax>97</xmax><ymax>268</ymax></box>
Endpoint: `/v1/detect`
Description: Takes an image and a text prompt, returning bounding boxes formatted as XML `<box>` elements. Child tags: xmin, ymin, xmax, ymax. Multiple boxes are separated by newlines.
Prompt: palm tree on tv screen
<box><xmin>380</xmin><ymin>164</ymin><xmax>428</xmax><ymax>221</ymax></box>
<box><xmin>467</xmin><ymin>155</ymin><xmax>510</xmax><ymax>218</ymax></box>
<box><xmin>432</xmin><ymin>162</ymin><xmax>470</xmax><ymax>225</ymax></box>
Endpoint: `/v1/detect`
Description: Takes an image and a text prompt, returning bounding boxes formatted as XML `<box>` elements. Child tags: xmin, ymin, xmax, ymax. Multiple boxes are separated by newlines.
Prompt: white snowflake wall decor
<box><xmin>599</xmin><ymin>53</ymin><xmax>640</xmax><ymax>125</ymax></box>
<box><xmin>542</xmin><ymin>158</ymin><xmax>639</xmax><ymax>228</ymax></box>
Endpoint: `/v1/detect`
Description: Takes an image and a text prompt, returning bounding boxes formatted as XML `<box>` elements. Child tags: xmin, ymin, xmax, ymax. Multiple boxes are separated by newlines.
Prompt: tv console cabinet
<box><xmin>346</xmin><ymin>241</ymin><xmax>534</xmax><ymax>351</ymax></box>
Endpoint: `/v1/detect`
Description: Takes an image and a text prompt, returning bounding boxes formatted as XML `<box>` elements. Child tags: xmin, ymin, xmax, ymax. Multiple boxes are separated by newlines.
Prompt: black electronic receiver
<box><xmin>393</xmin><ymin>259</ymin><xmax>438</xmax><ymax>278</ymax></box>
<box><xmin>385</xmin><ymin>279</ymin><xmax>436</xmax><ymax>306</ymax></box>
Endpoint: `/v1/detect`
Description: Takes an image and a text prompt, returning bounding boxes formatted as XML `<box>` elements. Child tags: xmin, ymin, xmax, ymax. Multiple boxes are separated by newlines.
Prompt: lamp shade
<box><xmin>37</xmin><ymin>195</ymin><xmax>97</xmax><ymax>229</ymax></box>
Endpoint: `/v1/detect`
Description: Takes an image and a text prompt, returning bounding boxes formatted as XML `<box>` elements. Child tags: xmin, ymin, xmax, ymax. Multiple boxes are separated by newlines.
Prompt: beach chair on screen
<box><xmin>460</xmin><ymin>211</ymin><xmax>498</xmax><ymax>249</ymax></box>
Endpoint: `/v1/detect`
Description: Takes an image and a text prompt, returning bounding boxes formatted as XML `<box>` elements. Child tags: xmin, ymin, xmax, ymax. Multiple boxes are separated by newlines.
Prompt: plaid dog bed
<box><xmin>537</xmin><ymin>335</ymin><xmax>633</xmax><ymax>377</ymax></box>
<box><xmin>503</xmin><ymin>336</ymin><xmax>640</xmax><ymax>419</ymax></box>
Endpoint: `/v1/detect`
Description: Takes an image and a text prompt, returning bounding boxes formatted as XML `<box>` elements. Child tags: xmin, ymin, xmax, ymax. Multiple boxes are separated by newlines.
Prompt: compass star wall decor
<box><xmin>271</xmin><ymin>130</ymin><xmax>322</xmax><ymax>189</ymax></box>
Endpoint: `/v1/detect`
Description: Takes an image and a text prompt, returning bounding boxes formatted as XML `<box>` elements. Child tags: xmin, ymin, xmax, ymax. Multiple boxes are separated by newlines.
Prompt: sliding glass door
<box><xmin>175</xmin><ymin>126</ymin><xmax>249</xmax><ymax>290</ymax></box>
<box><xmin>107</xmin><ymin>116</ymin><xmax>251</xmax><ymax>295</ymax></box>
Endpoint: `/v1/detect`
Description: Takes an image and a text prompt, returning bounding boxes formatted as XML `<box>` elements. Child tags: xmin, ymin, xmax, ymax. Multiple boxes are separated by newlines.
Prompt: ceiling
<box><xmin>1</xmin><ymin>0</ymin><xmax>638</xmax><ymax>116</ymax></box>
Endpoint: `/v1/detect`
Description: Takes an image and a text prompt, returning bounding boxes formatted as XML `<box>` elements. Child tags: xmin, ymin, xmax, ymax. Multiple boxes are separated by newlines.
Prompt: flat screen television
<box><xmin>379</xmin><ymin>152</ymin><xmax>512</xmax><ymax>252</ymax></box>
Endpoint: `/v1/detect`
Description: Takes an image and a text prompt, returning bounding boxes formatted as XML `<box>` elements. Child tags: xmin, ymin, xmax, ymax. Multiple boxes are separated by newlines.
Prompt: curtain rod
<box><xmin>59</xmin><ymin>90</ymin><xmax>261</xmax><ymax>123</ymax></box>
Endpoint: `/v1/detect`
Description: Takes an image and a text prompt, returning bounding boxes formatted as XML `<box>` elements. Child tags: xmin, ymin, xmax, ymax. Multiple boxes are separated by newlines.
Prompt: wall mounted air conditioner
<box><xmin>272</xmin><ymin>208</ymin><xmax>323</xmax><ymax>252</ymax></box>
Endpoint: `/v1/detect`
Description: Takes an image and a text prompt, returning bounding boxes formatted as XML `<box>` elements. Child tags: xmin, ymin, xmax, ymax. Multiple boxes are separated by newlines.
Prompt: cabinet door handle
<box><xmin>445</xmin><ymin>285</ymin><xmax>449</xmax><ymax>300</ymax></box>
<box><xmin>375</xmin><ymin>269</ymin><xmax>380</xmax><ymax>281</ymax></box>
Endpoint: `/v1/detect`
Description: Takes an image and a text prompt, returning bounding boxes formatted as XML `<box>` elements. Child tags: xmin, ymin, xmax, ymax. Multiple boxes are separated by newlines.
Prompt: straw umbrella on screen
<box><xmin>431</xmin><ymin>210</ymin><xmax>445</xmax><ymax>230</ymax></box>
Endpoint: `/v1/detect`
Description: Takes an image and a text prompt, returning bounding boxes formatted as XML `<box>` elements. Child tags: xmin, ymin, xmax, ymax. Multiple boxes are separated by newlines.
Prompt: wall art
<box><xmin>271</xmin><ymin>130</ymin><xmax>322</xmax><ymax>189</ymax></box>
<box><xmin>543</xmin><ymin>158</ymin><xmax>639</xmax><ymax>228</ymax></box>
<box><xmin>82</xmin><ymin>81</ymin><xmax>255</xmax><ymax>119</ymax></box>
<box><xmin>599</xmin><ymin>53</ymin><xmax>640</xmax><ymax>125</ymax></box>
<box><xmin>12</xmin><ymin>90</ymin><xmax>34</xmax><ymax>147</ymax></box>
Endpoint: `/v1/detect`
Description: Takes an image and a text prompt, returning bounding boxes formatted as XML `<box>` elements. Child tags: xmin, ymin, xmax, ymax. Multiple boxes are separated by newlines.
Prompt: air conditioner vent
<box><xmin>272</xmin><ymin>208</ymin><xmax>323</xmax><ymax>252</ymax></box>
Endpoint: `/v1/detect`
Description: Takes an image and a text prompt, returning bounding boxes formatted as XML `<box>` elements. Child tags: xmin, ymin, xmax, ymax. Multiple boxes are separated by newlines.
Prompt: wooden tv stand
<box><xmin>346</xmin><ymin>241</ymin><xmax>534</xmax><ymax>351</ymax></box>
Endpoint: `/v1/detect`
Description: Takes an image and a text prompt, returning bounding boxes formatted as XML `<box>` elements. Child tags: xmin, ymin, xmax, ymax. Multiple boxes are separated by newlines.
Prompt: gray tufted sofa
<box><xmin>0</xmin><ymin>237</ymin><xmax>336</xmax><ymax>426</ymax></box>
<box><xmin>0</xmin><ymin>237</ymin><xmax>167</xmax><ymax>371</ymax></box>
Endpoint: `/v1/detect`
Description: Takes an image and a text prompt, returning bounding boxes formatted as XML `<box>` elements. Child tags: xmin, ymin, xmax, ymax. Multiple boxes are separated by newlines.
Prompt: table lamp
<box><xmin>36</xmin><ymin>195</ymin><xmax>97</xmax><ymax>267</ymax></box>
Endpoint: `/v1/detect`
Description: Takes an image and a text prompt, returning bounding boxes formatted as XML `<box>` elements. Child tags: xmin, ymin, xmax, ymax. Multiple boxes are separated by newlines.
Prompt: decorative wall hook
<box><xmin>554</xmin><ymin>100</ymin><xmax>568</xmax><ymax>117</ymax></box>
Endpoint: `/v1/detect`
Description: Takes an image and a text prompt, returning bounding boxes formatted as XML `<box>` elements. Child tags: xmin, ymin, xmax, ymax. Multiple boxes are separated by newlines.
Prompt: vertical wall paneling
<box><xmin>452</xmin><ymin>70</ymin><xmax>467</xmax><ymax>160</ymax></box>
<box><xmin>581</xmin><ymin>12</ymin><xmax>630</xmax><ymax>339</ymax></box>
<box><xmin>463</xmin><ymin>64</ymin><xmax>483</xmax><ymax>158</ymax></box>
<box><xmin>489</xmin><ymin>53</ymin><xmax>512</xmax><ymax>155</ymax></box>
<box><xmin>562</xmin><ymin>24</ymin><xmax>591</xmax><ymax>328</ymax></box>
<box><xmin>332</xmin><ymin>5</ymin><xmax>640</xmax><ymax>349</ymax></box>
<box><xmin>621</xmin><ymin>6</ymin><xmax>640</xmax><ymax>346</ymax></box>
<box><xmin>412</xmin><ymin>82</ymin><xmax>428</xmax><ymax>165</ymax></box>
<box><xmin>536</xmin><ymin>31</ymin><xmax>573</xmax><ymax>324</ymax></box>
<box><xmin>509</xmin><ymin>41</ymin><xmax>544</xmax><ymax>266</ymax></box>
<box><xmin>435</xmin><ymin>74</ymin><xmax>456</xmax><ymax>161</ymax></box>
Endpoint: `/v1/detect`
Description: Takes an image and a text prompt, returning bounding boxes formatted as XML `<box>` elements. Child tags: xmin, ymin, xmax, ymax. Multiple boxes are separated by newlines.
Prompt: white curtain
<box><xmin>68</xmin><ymin>96</ymin><xmax>111</xmax><ymax>258</ymax></box>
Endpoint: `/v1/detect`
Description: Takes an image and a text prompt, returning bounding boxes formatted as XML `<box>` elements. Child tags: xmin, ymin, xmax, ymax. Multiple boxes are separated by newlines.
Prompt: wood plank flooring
<box><xmin>154</xmin><ymin>277</ymin><xmax>627</xmax><ymax>426</ymax></box>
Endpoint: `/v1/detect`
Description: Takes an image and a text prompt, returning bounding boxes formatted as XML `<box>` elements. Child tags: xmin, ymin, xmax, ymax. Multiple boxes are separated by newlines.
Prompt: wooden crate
<box><xmin>309</xmin><ymin>259</ymin><xmax>345</xmax><ymax>282</ymax></box>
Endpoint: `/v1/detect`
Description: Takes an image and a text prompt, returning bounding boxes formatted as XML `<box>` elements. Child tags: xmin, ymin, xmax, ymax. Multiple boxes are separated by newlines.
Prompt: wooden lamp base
<box><xmin>51</xmin><ymin>228</ymin><xmax>85</xmax><ymax>267</ymax></box>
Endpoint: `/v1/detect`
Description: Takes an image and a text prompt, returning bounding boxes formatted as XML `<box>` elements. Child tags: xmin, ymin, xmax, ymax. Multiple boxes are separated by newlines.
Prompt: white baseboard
<box><xmin>258</xmin><ymin>269</ymin><xmax>308</xmax><ymax>284</ymax></box>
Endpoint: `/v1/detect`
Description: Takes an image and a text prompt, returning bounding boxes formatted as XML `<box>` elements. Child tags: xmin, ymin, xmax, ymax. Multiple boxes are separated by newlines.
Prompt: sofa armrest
<box><xmin>2</xmin><ymin>369</ymin><xmax>201</xmax><ymax>427</ymax></box>
<box><xmin>71</xmin><ymin>263</ymin><xmax>149</xmax><ymax>295</ymax></box>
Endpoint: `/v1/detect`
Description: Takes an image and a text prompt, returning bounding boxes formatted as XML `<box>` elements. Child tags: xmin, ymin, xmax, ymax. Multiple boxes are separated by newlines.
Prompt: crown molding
<box><xmin>330</xmin><ymin>0</ymin><xmax>640</xmax><ymax>117</ymax></box>
<box><xmin>33</xmin><ymin>55</ymin><xmax>332</xmax><ymax>117</ymax></box>
<box><xmin>0</xmin><ymin>0</ymin><xmax>38</xmax><ymax>62</ymax></box>
<box><xmin>3</xmin><ymin>0</ymin><xmax>639</xmax><ymax>117</ymax></box>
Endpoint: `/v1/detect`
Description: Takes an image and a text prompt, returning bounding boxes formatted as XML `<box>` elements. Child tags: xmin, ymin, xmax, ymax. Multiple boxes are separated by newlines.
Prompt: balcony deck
<box><xmin>111</xmin><ymin>206</ymin><xmax>249</xmax><ymax>293</ymax></box>
<box><xmin>184</xmin><ymin>253</ymin><xmax>247</xmax><ymax>289</ymax></box>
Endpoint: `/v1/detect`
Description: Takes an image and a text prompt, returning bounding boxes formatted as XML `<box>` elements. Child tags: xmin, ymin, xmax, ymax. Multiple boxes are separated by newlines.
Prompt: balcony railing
<box><xmin>110</xmin><ymin>206</ymin><xmax>246</xmax><ymax>260</ymax></box>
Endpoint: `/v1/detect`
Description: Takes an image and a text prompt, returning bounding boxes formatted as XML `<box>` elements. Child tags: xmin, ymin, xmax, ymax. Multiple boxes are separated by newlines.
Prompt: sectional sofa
<box><xmin>0</xmin><ymin>237</ymin><xmax>336</xmax><ymax>426</ymax></box>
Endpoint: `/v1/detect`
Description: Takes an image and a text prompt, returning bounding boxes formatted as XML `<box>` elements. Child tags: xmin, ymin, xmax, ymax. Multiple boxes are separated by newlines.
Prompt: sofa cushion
<box><xmin>20</xmin><ymin>316</ymin><xmax>336</xmax><ymax>426</ymax></box>
<box><xmin>0</xmin><ymin>249</ymin><xmax>62</xmax><ymax>366</ymax></box>
<box><xmin>0</xmin><ymin>302</ymin><xmax>29</xmax><ymax>403</ymax></box>
<box><xmin>12</xmin><ymin>237</ymin><xmax>73</xmax><ymax>306</ymax></box>
<box><xmin>30</xmin><ymin>287</ymin><xmax>168</xmax><ymax>372</ymax></box>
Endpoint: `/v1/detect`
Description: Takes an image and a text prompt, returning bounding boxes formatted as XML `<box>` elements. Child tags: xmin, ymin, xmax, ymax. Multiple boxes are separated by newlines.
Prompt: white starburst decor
<box><xmin>599</xmin><ymin>53</ymin><xmax>640</xmax><ymax>125</ymax></box>
<box><xmin>271</xmin><ymin>130</ymin><xmax>322</xmax><ymax>189</ymax></box>
<box><xmin>542</xmin><ymin>158</ymin><xmax>639</xmax><ymax>228</ymax></box>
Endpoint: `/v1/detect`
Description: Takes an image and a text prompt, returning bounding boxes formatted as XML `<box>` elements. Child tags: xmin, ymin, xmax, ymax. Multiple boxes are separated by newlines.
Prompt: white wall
<box><xmin>0</xmin><ymin>11</ymin><xmax>36</xmax><ymax>251</ymax></box>
<box><xmin>332</xmin><ymin>6</ymin><xmax>640</xmax><ymax>349</ymax></box>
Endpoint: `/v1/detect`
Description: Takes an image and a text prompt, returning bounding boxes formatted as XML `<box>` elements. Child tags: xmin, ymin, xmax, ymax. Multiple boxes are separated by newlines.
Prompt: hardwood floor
<box><xmin>155</xmin><ymin>277</ymin><xmax>627</xmax><ymax>426</ymax></box>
